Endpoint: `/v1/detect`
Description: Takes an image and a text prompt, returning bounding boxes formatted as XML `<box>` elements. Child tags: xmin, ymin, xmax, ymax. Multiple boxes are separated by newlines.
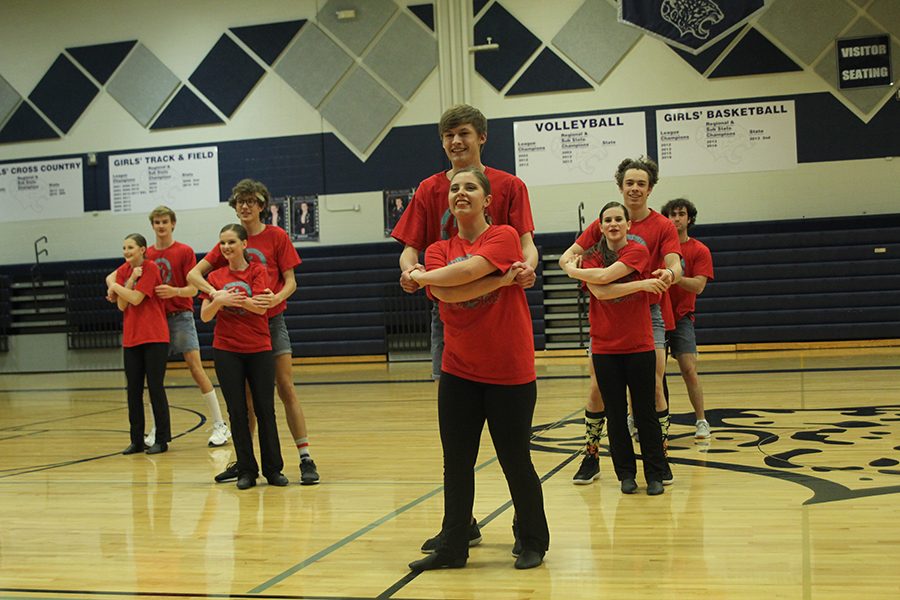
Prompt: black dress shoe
<box><xmin>236</xmin><ymin>474</ymin><xmax>257</xmax><ymax>490</ymax></box>
<box><xmin>408</xmin><ymin>552</ymin><xmax>467</xmax><ymax>571</ymax></box>
<box><xmin>514</xmin><ymin>549</ymin><xmax>544</xmax><ymax>570</ymax></box>
<box><xmin>145</xmin><ymin>442</ymin><xmax>168</xmax><ymax>455</ymax></box>
<box><xmin>122</xmin><ymin>442</ymin><xmax>145</xmax><ymax>455</ymax></box>
<box><xmin>621</xmin><ymin>478</ymin><xmax>638</xmax><ymax>494</ymax></box>
<box><xmin>266</xmin><ymin>473</ymin><xmax>289</xmax><ymax>486</ymax></box>
<box><xmin>215</xmin><ymin>462</ymin><xmax>239</xmax><ymax>483</ymax></box>
<box><xmin>647</xmin><ymin>480</ymin><xmax>665</xmax><ymax>495</ymax></box>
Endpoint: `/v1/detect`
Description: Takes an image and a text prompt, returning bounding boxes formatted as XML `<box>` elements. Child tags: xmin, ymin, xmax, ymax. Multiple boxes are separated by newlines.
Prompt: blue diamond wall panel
<box><xmin>475</xmin><ymin>3</ymin><xmax>541</xmax><ymax>91</ymax></box>
<box><xmin>28</xmin><ymin>54</ymin><xmax>98</xmax><ymax>133</ymax></box>
<box><xmin>189</xmin><ymin>35</ymin><xmax>264</xmax><ymax>118</ymax></box>
<box><xmin>151</xmin><ymin>86</ymin><xmax>224</xmax><ymax>129</ymax></box>
<box><xmin>230</xmin><ymin>20</ymin><xmax>306</xmax><ymax>65</ymax></box>
<box><xmin>409</xmin><ymin>3</ymin><xmax>435</xmax><ymax>31</ymax></box>
<box><xmin>710</xmin><ymin>28</ymin><xmax>802</xmax><ymax>78</ymax></box>
<box><xmin>0</xmin><ymin>103</ymin><xmax>59</xmax><ymax>143</ymax></box>
<box><xmin>66</xmin><ymin>41</ymin><xmax>136</xmax><ymax>84</ymax></box>
<box><xmin>506</xmin><ymin>48</ymin><xmax>592</xmax><ymax>96</ymax></box>
<box><xmin>671</xmin><ymin>28</ymin><xmax>742</xmax><ymax>75</ymax></box>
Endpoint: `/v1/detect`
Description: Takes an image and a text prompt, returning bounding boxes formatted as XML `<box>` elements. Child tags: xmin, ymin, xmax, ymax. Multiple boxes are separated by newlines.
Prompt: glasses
<box><xmin>234</xmin><ymin>198</ymin><xmax>261</xmax><ymax>207</ymax></box>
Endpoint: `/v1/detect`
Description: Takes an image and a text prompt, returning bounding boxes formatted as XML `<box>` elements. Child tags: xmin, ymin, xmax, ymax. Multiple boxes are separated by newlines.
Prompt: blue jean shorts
<box><xmin>167</xmin><ymin>310</ymin><xmax>200</xmax><ymax>355</ymax></box>
<box><xmin>668</xmin><ymin>316</ymin><xmax>697</xmax><ymax>356</ymax></box>
<box><xmin>268</xmin><ymin>312</ymin><xmax>293</xmax><ymax>357</ymax></box>
<box><xmin>649</xmin><ymin>303</ymin><xmax>666</xmax><ymax>350</ymax></box>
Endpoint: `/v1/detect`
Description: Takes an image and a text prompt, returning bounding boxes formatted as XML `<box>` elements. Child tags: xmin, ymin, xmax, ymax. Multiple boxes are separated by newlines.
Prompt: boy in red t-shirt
<box><xmin>661</xmin><ymin>198</ymin><xmax>715</xmax><ymax>439</ymax></box>
<box><xmin>189</xmin><ymin>179</ymin><xmax>319</xmax><ymax>485</ymax></box>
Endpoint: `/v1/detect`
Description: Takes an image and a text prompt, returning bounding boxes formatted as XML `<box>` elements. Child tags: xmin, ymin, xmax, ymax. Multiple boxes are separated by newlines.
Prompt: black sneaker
<box><xmin>420</xmin><ymin>518</ymin><xmax>482</xmax><ymax>553</ymax></box>
<box><xmin>215</xmin><ymin>462</ymin><xmax>239</xmax><ymax>483</ymax></box>
<box><xmin>300</xmin><ymin>458</ymin><xmax>320</xmax><ymax>485</ymax></box>
<box><xmin>572</xmin><ymin>454</ymin><xmax>600</xmax><ymax>485</ymax></box>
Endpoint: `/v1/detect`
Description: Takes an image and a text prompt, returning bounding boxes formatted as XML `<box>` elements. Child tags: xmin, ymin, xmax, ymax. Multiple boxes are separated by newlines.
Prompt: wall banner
<box><xmin>109</xmin><ymin>146</ymin><xmax>219</xmax><ymax>214</ymax></box>
<box><xmin>0</xmin><ymin>157</ymin><xmax>84</xmax><ymax>223</ymax></box>
<box><xmin>514</xmin><ymin>112</ymin><xmax>647</xmax><ymax>187</ymax></box>
<box><xmin>656</xmin><ymin>100</ymin><xmax>797</xmax><ymax>177</ymax></box>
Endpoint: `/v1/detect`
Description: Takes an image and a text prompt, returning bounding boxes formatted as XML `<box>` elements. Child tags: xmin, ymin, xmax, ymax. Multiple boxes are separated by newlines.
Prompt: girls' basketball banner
<box><xmin>0</xmin><ymin>157</ymin><xmax>84</xmax><ymax>222</ymax></box>
<box><xmin>618</xmin><ymin>0</ymin><xmax>766</xmax><ymax>54</ymax></box>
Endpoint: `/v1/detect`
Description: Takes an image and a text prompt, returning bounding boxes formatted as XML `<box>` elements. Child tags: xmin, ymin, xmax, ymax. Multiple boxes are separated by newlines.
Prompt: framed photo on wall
<box><xmin>290</xmin><ymin>195</ymin><xmax>319</xmax><ymax>242</ymax></box>
<box><xmin>383</xmin><ymin>188</ymin><xmax>415</xmax><ymax>237</ymax></box>
<box><xmin>262</xmin><ymin>196</ymin><xmax>288</xmax><ymax>231</ymax></box>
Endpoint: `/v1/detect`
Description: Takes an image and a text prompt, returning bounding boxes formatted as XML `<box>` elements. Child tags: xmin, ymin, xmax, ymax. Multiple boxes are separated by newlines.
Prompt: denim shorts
<box><xmin>268</xmin><ymin>312</ymin><xmax>293</xmax><ymax>357</ymax></box>
<box><xmin>668</xmin><ymin>316</ymin><xmax>697</xmax><ymax>356</ymax></box>
<box><xmin>649</xmin><ymin>303</ymin><xmax>665</xmax><ymax>350</ymax></box>
<box><xmin>167</xmin><ymin>310</ymin><xmax>200</xmax><ymax>355</ymax></box>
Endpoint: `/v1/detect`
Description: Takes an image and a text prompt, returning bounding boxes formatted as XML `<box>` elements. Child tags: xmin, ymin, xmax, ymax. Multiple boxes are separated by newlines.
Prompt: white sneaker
<box><xmin>208</xmin><ymin>421</ymin><xmax>231</xmax><ymax>447</ymax></box>
<box><xmin>627</xmin><ymin>414</ymin><xmax>639</xmax><ymax>442</ymax></box>
<box><xmin>695</xmin><ymin>419</ymin><xmax>711</xmax><ymax>439</ymax></box>
<box><xmin>144</xmin><ymin>426</ymin><xmax>156</xmax><ymax>447</ymax></box>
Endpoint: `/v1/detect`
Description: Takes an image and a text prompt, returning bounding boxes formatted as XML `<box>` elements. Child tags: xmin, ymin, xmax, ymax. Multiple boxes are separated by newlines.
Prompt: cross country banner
<box><xmin>618</xmin><ymin>0</ymin><xmax>767</xmax><ymax>55</ymax></box>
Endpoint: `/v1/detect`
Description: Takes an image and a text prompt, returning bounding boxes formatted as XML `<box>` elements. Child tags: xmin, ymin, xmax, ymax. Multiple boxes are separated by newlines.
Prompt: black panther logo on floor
<box><xmin>531</xmin><ymin>404</ymin><xmax>900</xmax><ymax>505</ymax></box>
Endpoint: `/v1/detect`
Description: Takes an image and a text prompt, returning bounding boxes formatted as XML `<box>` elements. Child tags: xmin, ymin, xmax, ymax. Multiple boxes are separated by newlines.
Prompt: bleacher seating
<box><xmin>0</xmin><ymin>275</ymin><xmax>9</xmax><ymax>352</ymax></box>
<box><xmin>65</xmin><ymin>269</ymin><xmax>122</xmax><ymax>349</ymax></box>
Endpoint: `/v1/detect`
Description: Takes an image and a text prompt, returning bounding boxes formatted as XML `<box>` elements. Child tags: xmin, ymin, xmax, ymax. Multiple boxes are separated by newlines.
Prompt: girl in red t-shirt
<box><xmin>107</xmin><ymin>233</ymin><xmax>171</xmax><ymax>455</ymax></box>
<box><xmin>562</xmin><ymin>202</ymin><xmax>669</xmax><ymax>495</ymax></box>
<box><xmin>406</xmin><ymin>167</ymin><xmax>549</xmax><ymax>572</ymax></box>
<box><xmin>200</xmin><ymin>224</ymin><xmax>286</xmax><ymax>490</ymax></box>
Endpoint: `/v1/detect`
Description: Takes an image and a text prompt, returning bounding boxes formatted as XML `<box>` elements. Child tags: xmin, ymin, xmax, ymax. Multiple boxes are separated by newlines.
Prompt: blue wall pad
<box><xmin>506</xmin><ymin>47</ymin><xmax>592</xmax><ymax>96</ymax></box>
<box><xmin>475</xmin><ymin>3</ymin><xmax>541</xmax><ymax>91</ymax></box>
<box><xmin>409</xmin><ymin>3</ymin><xmax>434</xmax><ymax>31</ymax></box>
<box><xmin>66</xmin><ymin>41</ymin><xmax>136</xmax><ymax>85</ymax></box>
<box><xmin>0</xmin><ymin>103</ymin><xmax>59</xmax><ymax>143</ymax></box>
<box><xmin>319</xmin><ymin>66</ymin><xmax>402</xmax><ymax>153</ymax></box>
<box><xmin>671</xmin><ymin>28</ymin><xmax>742</xmax><ymax>75</ymax></box>
<box><xmin>317</xmin><ymin>0</ymin><xmax>397</xmax><ymax>55</ymax></box>
<box><xmin>28</xmin><ymin>54</ymin><xmax>98</xmax><ymax>133</ymax></box>
<box><xmin>106</xmin><ymin>44</ymin><xmax>180</xmax><ymax>127</ymax></box>
<box><xmin>473</xmin><ymin>0</ymin><xmax>489</xmax><ymax>17</ymax></box>
<box><xmin>710</xmin><ymin>28</ymin><xmax>802</xmax><ymax>78</ymax></box>
<box><xmin>364</xmin><ymin>12</ymin><xmax>437</xmax><ymax>100</ymax></box>
<box><xmin>0</xmin><ymin>75</ymin><xmax>20</xmax><ymax>127</ymax></box>
<box><xmin>552</xmin><ymin>0</ymin><xmax>641</xmax><ymax>85</ymax></box>
<box><xmin>230</xmin><ymin>20</ymin><xmax>306</xmax><ymax>65</ymax></box>
<box><xmin>275</xmin><ymin>23</ymin><xmax>354</xmax><ymax>109</ymax></box>
<box><xmin>189</xmin><ymin>35</ymin><xmax>264</xmax><ymax>118</ymax></box>
<box><xmin>151</xmin><ymin>86</ymin><xmax>223</xmax><ymax>130</ymax></box>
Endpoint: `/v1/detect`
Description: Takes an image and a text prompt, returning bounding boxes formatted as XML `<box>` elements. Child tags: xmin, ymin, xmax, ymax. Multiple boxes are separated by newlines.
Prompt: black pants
<box><xmin>123</xmin><ymin>342</ymin><xmax>170</xmax><ymax>446</ymax></box>
<box><xmin>214</xmin><ymin>349</ymin><xmax>283</xmax><ymax>478</ymax></box>
<box><xmin>592</xmin><ymin>351</ymin><xmax>667</xmax><ymax>483</ymax></box>
<box><xmin>437</xmin><ymin>371</ymin><xmax>549</xmax><ymax>557</ymax></box>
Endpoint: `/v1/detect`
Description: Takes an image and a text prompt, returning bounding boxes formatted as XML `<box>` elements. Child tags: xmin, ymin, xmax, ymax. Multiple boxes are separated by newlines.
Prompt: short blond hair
<box><xmin>148</xmin><ymin>205</ymin><xmax>176</xmax><ymax>223</ymax></box>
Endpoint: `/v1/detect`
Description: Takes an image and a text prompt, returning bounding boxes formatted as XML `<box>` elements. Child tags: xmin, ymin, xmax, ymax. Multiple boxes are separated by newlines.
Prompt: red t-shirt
<box><xmin>146</xmin><ymin>241</ymin><xmax>196</xmax><ymax>314</ymax></box>
<box><xmin>424</xmin><ymin>225</ymin><xmax>535</xmax><ymax>385</ymax></box>
<box><xmin>201</xmin><ymin>262</ymin><xmax>271</xmax><ymax>353</ymax></box>
<box><xmin>580</xmin><ymin>240</ymin><xmax>654</xmax><ymax>355</ymax></box>
<box><xmin>578</xmin><ymin>209</ymin><xmax>680</xmax><ymax>326</ymax></box>
<box><xmin>116</xmin><ymin>259</ymin><xmax>169</xmax><ymax>347</ymax></box>
<box><xmin>391</xmin><ymin>166</ymin><xmax>535</xmax><ymax>250</ymax></box>
<box><xmin>203</xmin><ymin>225</ymin><xmax>301</xmax><ymax>318</ymax></box>
<box><xmin>668</xmin><ymin>237</ymin><xmax>714</xmax><ymax>321</ymax></box>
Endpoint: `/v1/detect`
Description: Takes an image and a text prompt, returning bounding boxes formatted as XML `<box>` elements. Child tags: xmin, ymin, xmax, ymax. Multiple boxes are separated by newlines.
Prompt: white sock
<box><xmin>203</xmin><ymin>390</ymin><xmax>224</xmax><ymax>423</ymax></box>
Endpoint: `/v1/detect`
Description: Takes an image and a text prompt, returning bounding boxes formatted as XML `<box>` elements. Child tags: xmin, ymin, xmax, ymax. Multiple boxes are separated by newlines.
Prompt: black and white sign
<box><xmin>0</xmin><ymin>157</ymin><xmax>84</xmax><ymax>222</ymax></box>
<box><xmin>836</xmin><ymin>35</ymin><xmax>892</xmax><ymax>90</ymax></box>
<box><xmin>514</xmin><ymin>112</ymin><xmax>647</xmax><ymax>186</ymax></box>
<box><xmin>656</xmin><ymin>100</ymin><xmax>797</xmax><ymax>177</ymax></box>
<box><xmin>109</xmin><ymin>146</ymin><xmax>219</xmax><ymax>214</ymax></box>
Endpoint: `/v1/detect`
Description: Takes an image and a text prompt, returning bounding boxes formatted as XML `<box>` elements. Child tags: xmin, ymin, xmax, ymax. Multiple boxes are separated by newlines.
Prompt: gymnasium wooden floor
<box><xmin>2</xmin><ymin>346</ymin><xmax>899</xmax><ymax>600</ymax></box>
